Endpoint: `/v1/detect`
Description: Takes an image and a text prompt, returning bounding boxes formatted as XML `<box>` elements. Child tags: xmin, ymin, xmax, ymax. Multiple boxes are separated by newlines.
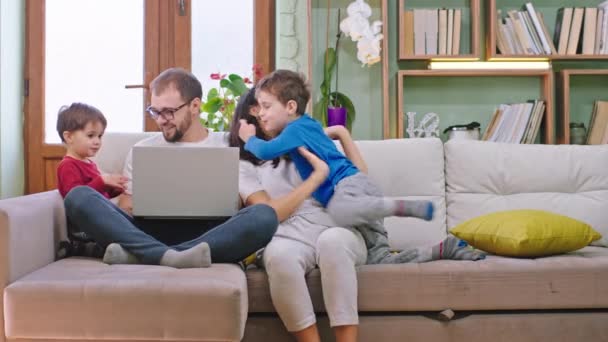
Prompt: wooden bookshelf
<box><xmin>488</xmin><ymin>1</ymin><xmax>608</xmax><ymax>60</ymax></box>
<box><xmin>398</xmin><ymin>0</ymin><xmax>481</xmax><ymax>60</ymax></box>
<box><xmin>557</xmin><ymin>69</ymin><xmax>608</xmax><ymax>144</ymax></box>
<box><xmin>397</xmin><ymin>69</ymin><xmax>555</xmax><ymax>144</ymax></box>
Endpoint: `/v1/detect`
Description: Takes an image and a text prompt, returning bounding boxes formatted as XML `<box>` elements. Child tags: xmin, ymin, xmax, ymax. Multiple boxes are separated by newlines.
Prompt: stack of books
<box><xmin>401</xmin><ymin>8</ymin><xmax>462</xmax><ymax>56</ymax></box>
<box><xmin>496</xmin><ymin>3</ymin><xmax>556</xmax><ymax>55</ymax></box>
<box><xmin>482</xmin><ymin>100</ymin><xmax>545</xmax><ymax>144</ymax></box>
<box><xmin>497</xmin><ymin>1</ymin><xmax>608</xmax><ymax>55</ymax></box>
<box><xmin>553</xmin><ymin>2</ymin><xmax>608</xmax><ymax>55</ymax></box>
<box><xmin>587</xmin><ymin>100</ymin><xmax>608</xmax><ymax>144</ymax></box>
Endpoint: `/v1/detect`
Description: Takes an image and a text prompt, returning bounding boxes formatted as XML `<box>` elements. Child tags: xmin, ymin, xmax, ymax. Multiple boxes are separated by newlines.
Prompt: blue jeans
<box><xmin>64</xmin><ymin>186</ymin><xmax>278</xmax><ymax>265</ymax></box>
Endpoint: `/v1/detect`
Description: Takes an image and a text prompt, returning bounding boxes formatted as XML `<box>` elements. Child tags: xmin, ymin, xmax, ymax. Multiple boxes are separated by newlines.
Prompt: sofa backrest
<box><xmin>95</xmin><ymin>133</ymin><xmax>449</xmax><ymax>250</ymax></box>
<box><xmin>354</xmin><ymin>138</ymin><xmax>447</xmax><ymax>250</ymax></box>
<box><xmin>445</xmin><ymin>140</ymin><xmax>608</xmax><ymax>246</ymax></box>
<box><xmin>93</xmin><ymin>132</ymin><xmax>158</xmax><ymax>174</ymax></box>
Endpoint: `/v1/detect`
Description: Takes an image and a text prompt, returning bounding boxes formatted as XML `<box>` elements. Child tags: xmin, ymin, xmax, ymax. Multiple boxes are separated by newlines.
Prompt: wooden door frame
<box><xmin>254</xmin><ymin>0</ymin><xmax>275</xmax><ymax>77</ymax></box>
<box><xmin>24</xmin><ymin>0</ymin><xmax>275</xmax><ymax>194</ymax></box>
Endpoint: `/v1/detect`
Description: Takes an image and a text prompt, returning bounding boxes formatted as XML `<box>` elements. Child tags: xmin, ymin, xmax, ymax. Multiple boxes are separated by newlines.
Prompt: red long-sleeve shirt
<box><xmin>56</xmin><ymin>156</ymin><xmax>123</xmax><ymax>199</ymax></box>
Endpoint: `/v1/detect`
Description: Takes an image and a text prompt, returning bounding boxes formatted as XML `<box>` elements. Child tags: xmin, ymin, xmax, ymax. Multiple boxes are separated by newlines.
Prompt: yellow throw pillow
<box><xmin>450</xmin><ymin>210</ymin><xmax>601</xmax><ymax>257</ymax></box>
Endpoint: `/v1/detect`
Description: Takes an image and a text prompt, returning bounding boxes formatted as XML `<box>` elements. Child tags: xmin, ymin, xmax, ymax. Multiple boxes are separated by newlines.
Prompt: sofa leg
<box><xmin>437</xmin><ymin>309</ymin><xmax>455</xmax><ymax>321</ymax></box>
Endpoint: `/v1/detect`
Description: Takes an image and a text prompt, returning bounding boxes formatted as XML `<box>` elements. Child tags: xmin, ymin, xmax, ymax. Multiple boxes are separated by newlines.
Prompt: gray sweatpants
<box><xmin>263</xmin><ymin>221</ymin><xmax>367</xmax><ymax>332</ymax></box>
<box><xmin>326</xmin><ymin>172</ymin><xmax>412</xmax><ymax>264</ymax></box>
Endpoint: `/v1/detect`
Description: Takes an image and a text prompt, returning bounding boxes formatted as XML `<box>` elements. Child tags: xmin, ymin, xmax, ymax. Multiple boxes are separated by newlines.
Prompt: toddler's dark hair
<box><xmin>56</xmin><ymin>103</ymin><xmax>107</xmax><ymax>142</ymax></box>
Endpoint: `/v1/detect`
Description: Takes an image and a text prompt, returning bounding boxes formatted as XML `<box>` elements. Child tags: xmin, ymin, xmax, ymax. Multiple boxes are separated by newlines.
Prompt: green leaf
<box><xmin>324</xmin><ymin>48</ymin><xmax>336</xmax><ymax>83</ymax></box>
<box><xmin>330</xmin><ymin>92</ymin><xmax>356</xmax><ymax>131</ymax></box>
<box><xmin>312</xmin><ymin>96</ymin><xmax>329</xmax><ymax>127</ymax></box>
<box><xmin>207</xmin><ymin>88</ymin><xmax>219</xmax><ymax>99</ymax></box>
<box><xmin>201</xmin><ymin>97</ymin><xmax>223</xmax><ymax>114</ymax></box>
<box><xmin>220</xmin><ymin>75</ymin><xmax>249</xmax><ymax>97</ymax></box>
<box><xmin>228</xmin><ymin>74</ymin><xmax>249</xmax><ymax>96</ymax></box>
<box><xmin>320</xmin><ymin>48</ymin><xmax>336</xmax><ymax>97</ymax></box>
<box><xmin>207</xmin><ymin>112</ymin><xmax>216</xmax><ymax>124</ymax></box>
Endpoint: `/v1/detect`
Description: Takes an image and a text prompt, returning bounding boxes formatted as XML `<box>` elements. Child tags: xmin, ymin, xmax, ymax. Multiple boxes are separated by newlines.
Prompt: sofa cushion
<box><xmin>4</xmin><ymin>258</ymin><xmax>248</xmax><ymax>341</ymax></box>
<box><xmin>450</xmin><ymin>209</ymin><xmax>601</xmax><ymax>257</ymax></box>
<box><xmin>355</xmin><ymin>138</ymin><xmax>447</xmax><ymax>250</ymax></box>
<box><xmin>445</xmin><ymin>140</ymin><xmax>608</xmax><ymax>247</ymax></box>
<box><xmin>247</xmin><ymin>246</ymin><xmax>608</xmax><ymax>313</ymax></box>
<box><xmin>93</xmin><ymin>132</ymin><xmax>158</xmax><ymax>174</ymax></box>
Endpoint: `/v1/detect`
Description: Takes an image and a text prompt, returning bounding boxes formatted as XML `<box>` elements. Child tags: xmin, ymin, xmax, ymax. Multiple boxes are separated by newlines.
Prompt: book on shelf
<box><xmin>413</xmin><ymin>9</ymin><xmax>426</xmax><ymax>55</ymax></box>
<box><xmin>602</xmin><ymin>122</ymin><xmax>608</xmax><ymax>144</ymax></box>
<box><xmin>525</xmin><ymin>3</ymin><xmax>553</xmax><ymax>54</ymax></box>
<box><xmin>555</xmin><ymin>7</ymin><xmax>573</xmax><ymax>54</ymax></box>
<box><xmin>498</xmin><ymin>5</ymin><xmax>554</xmax><ymax>55</ymax></box>
<box><xmin>438</xmin><ymin>9</ymin><xmax>447</xmax><ymax>55</ymax></box>
<box><xmin>402</xmin><ymin>10</ymin><xmax>414</xmax><ymax>56</ymax></box>
<box><xmin>587</xmin><ymin>100</ymin><xmax>608</xmax><ymax>145</ymax></box>
<box><xmin>521</xmin><ymin>9</ymin><xmax>544</xmax><ymax>54</ymax></box>
<box><xmin>553</xmin><ymin>5</ymin><xmax>608</xmax><ymax>55</ymax></box>
<box><xmin>595</xmin><ymin>9</ymin><xmax>604</xmax><ymax>54</ymax></box>
<box><xmin>537</xmin><ymin>12</ymin><xmax>557</xmax><ymax>54</ymax></box>
<box><xmin>404</xmin><ymin>7</ymin><xmax>462</xmax><ymax>56</ymax></box>
<box><xmin>600</xmin><ymin>1</ymin><xmax>608</xmax><ymax>54</ymax></box>
<box><xmin>447</xmin><ymin>9</ymin><xmax>454</xmax><ymax>54</ymax></box>
<box><xmin>426</xmin><ymin>9</ymin><xmax>438</xmax><ymax>55</ymax></box>
<box><xmin>566</xmin><ymin>8</ymin><xmax>584</xmax><ymax>55</ymax></box>
<box><xmin>483</xmin><ymin>100</ymin><xmax>544</xmax><ymax>144</ymax></box>
<box><xmin>452</xmin><ymin>9</ymin><xmax>462</xmax><ymax>55</ymax></box>
<box><xmin>582</xmin><ymin>7</ymin><xmax>598</xmax><ymax>54</ymax></box>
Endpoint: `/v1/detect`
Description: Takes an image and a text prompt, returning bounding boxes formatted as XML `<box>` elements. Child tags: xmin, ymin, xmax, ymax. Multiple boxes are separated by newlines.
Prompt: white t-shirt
<box><xmin>239</xmin><ymin>158</ymin><xmax>337</xmax><ymax>246</ymax></box>
<box><xmin>122</xmin><ymin>131</ymin><xmax>229</xmax><ymax>195</ymax></box>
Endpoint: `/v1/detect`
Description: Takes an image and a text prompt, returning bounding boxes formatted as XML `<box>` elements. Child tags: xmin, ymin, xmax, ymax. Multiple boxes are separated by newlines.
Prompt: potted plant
<box><xmin>200</xmin><ymin>64</ymin><xmax>263</xmax><ymax>131</ymax></box>
<box><xmin>313</xmin><ymin>9</ymin><xmax>356</xmax><ymax>131</ymax></box>
<box><xmin>312</xmin><ymin>0</ymin><xmax>384</xmax><ymax>131</ymax></box>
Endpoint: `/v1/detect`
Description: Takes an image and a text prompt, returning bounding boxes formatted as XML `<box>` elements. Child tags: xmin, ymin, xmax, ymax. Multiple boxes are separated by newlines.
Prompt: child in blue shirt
<box><xmin>238</xmin><ymin>70</ymin><xmax>450</xmax><ymax>264</ymax></box>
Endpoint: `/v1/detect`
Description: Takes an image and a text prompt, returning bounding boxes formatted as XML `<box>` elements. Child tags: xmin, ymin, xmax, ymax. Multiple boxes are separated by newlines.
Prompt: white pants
<box><xmin>263</xmin><ymin>223</ymin><xmax>367</xmax><ymax>332</ymax></box>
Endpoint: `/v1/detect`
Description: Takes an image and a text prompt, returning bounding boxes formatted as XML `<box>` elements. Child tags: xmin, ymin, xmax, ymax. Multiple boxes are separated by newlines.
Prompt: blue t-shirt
<box><xmin>244</xmin><ymin>114</ymin><xmax>358</xmax><ymax>207</ymax></box>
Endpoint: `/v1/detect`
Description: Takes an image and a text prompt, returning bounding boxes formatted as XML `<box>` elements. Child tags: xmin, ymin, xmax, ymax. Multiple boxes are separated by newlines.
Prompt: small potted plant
<box><xmin>313</xmin><ymin>9</ymin><xmax>356</xmax><ymax>131</ymax></box>
<box><xmin>313</xmin><ymin>0</ymin><xmax>383</xmax><ymax>131</ymax></box>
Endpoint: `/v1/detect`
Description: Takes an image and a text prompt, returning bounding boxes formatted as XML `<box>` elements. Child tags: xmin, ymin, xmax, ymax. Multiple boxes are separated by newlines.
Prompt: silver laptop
<box><xmin>132</xmin><ymin>145</ymin><xmax>239</xmax><ymax>219</ymax></box>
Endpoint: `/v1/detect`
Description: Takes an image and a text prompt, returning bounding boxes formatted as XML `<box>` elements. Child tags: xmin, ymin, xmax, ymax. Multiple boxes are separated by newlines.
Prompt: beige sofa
<box><xmin>2</xmin><ymin>132</ymin><xmax>608</xmax><ymax>342</ymax></box>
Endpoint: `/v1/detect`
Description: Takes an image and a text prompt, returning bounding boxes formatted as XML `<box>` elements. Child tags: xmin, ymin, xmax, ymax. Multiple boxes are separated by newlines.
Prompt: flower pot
<box><xmin>327</xmin><ymin>106</ymin><xmax>347</xmax><ymax>127</ymax></box>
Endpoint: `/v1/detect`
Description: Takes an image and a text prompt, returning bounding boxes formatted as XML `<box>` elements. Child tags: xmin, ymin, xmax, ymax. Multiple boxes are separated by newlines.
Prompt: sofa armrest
<box><xmin>0</xmin><ymin>190</ymin><xmax>66</xmax><ymax>288</ymax></box>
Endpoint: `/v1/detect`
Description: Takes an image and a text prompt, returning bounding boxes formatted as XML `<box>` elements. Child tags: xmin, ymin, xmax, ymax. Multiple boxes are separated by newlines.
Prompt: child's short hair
<box><xmin>56</xmin><ymin>103</ymin><xmax>107</xmax><ymax>142</ymax></box>
<box><xmin>255</xmin><ymin>69</ymin><xmax>310</xmax><ymax>115</ymax></box>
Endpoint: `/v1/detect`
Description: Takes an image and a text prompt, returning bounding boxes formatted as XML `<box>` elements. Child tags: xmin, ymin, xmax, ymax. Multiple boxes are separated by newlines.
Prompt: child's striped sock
<box><xmin>394</xmin><ymin>200</ymin><xmax>434</xmax><ymax>221</ymax></box>
<box><xmin>432</xmin><ymin>235</ymin><xmax>486</xmax><ymax>261</ymax></box>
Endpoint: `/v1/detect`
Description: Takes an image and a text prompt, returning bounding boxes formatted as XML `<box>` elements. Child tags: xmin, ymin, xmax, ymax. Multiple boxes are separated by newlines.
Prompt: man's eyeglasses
<box><xmin>146</xmin><ymin>99</ymin><xmax>193</xmax><ymax>121</ymax></box>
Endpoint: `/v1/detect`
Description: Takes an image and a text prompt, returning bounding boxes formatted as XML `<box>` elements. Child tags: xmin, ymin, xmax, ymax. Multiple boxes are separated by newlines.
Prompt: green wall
<box><xmin>0</xmin><ymin>0</ymin><xmax>25</xmax><ymax>199</ymax></box>
<box><xmin>299</xmin><ymin>0</ymin><xmax>608</xmax><ymax>140</ymax></box>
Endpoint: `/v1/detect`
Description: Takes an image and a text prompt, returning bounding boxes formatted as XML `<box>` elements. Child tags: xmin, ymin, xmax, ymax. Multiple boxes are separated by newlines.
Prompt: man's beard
<box><xmin>162</xmin><ymin>114</ymin><xmax>191</xmax><ymax>142</ymax></box>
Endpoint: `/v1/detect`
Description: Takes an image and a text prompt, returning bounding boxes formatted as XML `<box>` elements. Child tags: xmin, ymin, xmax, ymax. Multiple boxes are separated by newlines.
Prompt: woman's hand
<box><xmin>297</xmin><ymin>147</ymin><xmax>329</xmax><ymax>182</ymax></box>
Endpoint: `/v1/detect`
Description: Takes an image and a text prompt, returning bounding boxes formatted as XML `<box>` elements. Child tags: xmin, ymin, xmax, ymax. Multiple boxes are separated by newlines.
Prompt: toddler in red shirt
<box><xmin>56</xmin><ymin>103</ymin><xmax>127</xmax><ymax>199</ymax></box>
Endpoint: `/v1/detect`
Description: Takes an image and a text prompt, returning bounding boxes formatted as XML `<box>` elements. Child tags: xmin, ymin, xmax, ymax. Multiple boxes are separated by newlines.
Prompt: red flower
<box><xmin>252</xmin><ymin>64</ymin><xmax>264</xmax><ymax>80</ymax></box>
<box><xmin>243</xmin><ymin>77</ymin><xmax>252</xmax><ymax>84</ymax></box>
<box><xmin>210</xmin><ymin>73</ymin><xmax>226</xmax><ymax>80</ymax></box>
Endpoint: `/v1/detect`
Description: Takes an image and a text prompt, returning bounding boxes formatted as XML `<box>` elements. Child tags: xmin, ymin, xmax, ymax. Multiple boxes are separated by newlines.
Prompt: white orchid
<box><xmin>339</xmin><ymin>0</ymin><xmax>383</xmax><ymax>66</ymax></box>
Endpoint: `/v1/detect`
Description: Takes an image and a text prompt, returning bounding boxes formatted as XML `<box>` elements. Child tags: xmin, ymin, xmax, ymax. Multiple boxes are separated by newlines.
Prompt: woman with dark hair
<box><xmin>230</xmin><ymin>87</ymin><xmax>368</xmax><ymax>342</ymax></box>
